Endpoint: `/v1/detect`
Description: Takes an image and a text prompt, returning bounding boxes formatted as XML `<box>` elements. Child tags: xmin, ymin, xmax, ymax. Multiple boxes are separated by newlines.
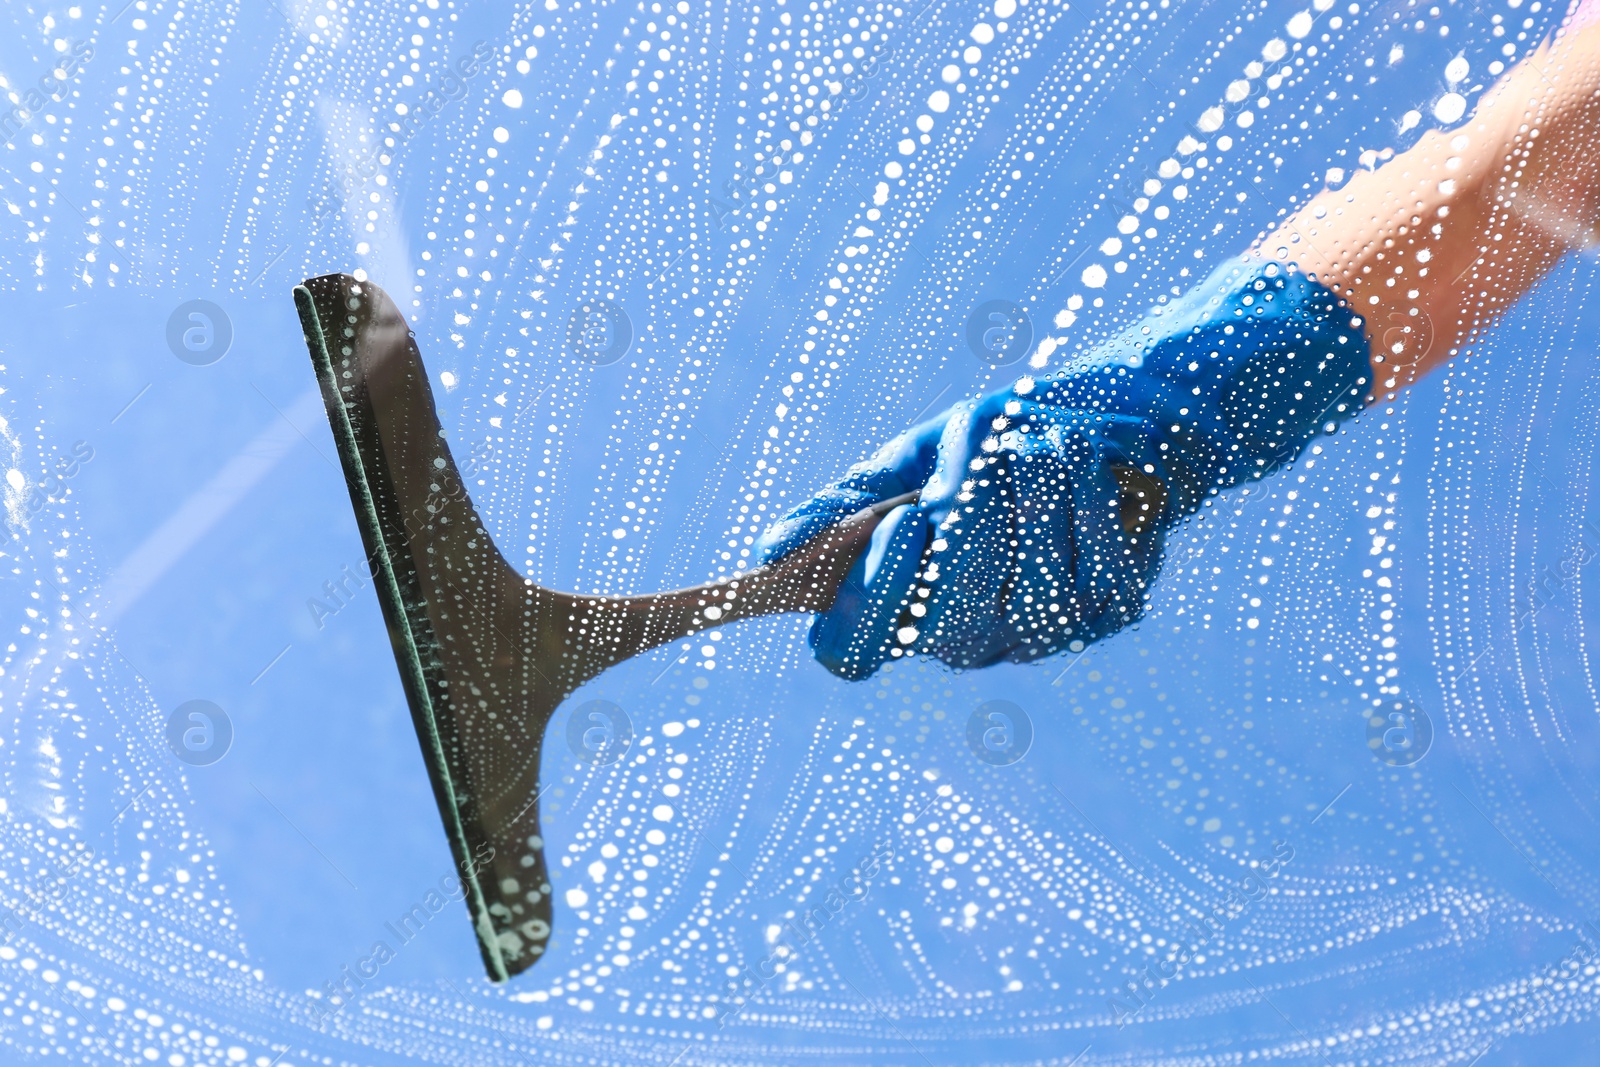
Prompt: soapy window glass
<box><xmin>2</xmin><ymin>0</ymin><xmax>1599</xmax><ymax>1063</ymax></box>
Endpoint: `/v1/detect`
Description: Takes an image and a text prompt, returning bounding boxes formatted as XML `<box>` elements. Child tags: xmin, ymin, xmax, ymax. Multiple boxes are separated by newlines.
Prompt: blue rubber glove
<box><xmin>755</xmin><ymin>259</ymin><xmax>1374</xmax><ymax>680</ymax></box>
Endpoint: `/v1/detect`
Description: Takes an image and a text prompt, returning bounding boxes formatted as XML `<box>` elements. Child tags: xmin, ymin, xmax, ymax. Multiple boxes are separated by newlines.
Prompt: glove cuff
<box><xmin>1037</xmin><ymin>258</ymin><xmax>1373</xmax><ymax>525</ymax></box>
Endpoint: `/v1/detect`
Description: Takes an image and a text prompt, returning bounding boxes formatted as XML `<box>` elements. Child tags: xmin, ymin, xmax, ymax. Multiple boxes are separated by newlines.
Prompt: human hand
<box><xmin>757</xmin><ymin>260</ymin><xmax>1373</xmax><ymax>680</ymax></box>
<box><xmin>754</xmin><ymin>387</ymin><xmax>1171</xmax><ymax>679</ymax></box>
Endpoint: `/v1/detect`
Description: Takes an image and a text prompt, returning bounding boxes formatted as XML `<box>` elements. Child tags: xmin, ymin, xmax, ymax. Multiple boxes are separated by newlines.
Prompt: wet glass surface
<box><xmin>3</xmin><ymin>0</ymin><xmax>1600</xmax><ymax>1062</ymax></box>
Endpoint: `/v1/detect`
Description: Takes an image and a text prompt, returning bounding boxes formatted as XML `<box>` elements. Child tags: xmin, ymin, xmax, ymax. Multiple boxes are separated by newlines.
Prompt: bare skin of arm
<box><xmin>297</xmin><ymin>15</ymin><xmax>1600</xmax><ymax>983</ymax></box>
<box><xmin>1255</xmin><ymin>21</ymin><xmax>1600</xmax><ymax>395</ymax></box>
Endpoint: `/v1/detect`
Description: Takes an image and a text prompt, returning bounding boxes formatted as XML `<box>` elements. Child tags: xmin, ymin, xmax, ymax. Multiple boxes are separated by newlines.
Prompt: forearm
<box><xmin>760</xmin><ymin>23</ymin><xmax>1600</xmax><ymax>682</ymax></box>
<box><xmin>1257</xmin><ymin>23</ymin><xmax>1600</xmax><ymax>395</ymax></box>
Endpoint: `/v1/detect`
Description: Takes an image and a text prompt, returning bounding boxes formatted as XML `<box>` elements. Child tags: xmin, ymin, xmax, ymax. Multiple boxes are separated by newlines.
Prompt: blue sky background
<box><xmin>4</xmin><ymin>0</ymin><xmax>1600</xmax><ymax>1062</ymax></box>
